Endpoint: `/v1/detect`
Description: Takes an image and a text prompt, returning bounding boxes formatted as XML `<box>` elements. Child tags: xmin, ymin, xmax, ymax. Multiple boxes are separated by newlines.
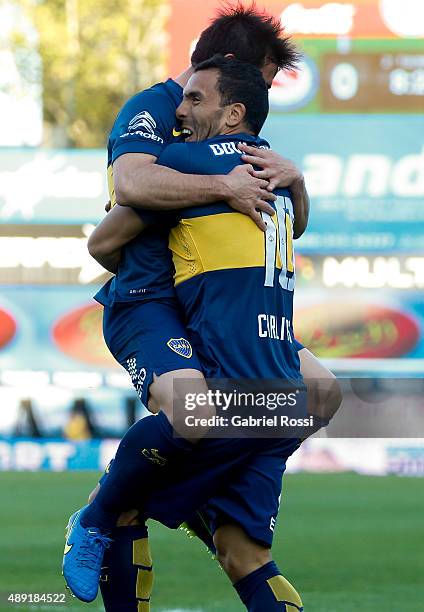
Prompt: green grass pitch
<box><xmin>0</xmin><ymin>471</ymin><xmax>423</xmax><ymax>611</ymax></box>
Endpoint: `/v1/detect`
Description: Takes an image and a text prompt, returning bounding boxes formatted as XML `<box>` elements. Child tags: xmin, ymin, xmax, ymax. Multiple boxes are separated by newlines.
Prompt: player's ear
<box><xmin>226</xmin><ymin>102</ymin><xmax>246</xmax><ymax>129</ymax></box>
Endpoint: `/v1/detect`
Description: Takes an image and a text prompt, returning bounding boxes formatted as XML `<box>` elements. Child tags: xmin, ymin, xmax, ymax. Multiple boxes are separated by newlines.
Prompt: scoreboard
<box><xmin>322</xmin><ymin>51</ymin><xmax>424</xmax><ymax>112</ymax></box>
<box><xmin>277</xmin><ymin>38</ymin><xmax>424</xmax><ymax>113</ymax></box>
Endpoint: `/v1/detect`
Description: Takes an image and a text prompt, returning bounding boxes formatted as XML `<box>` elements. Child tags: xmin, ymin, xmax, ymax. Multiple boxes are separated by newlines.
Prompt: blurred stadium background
<box><xmin>0</xmin><ymin>0</ymin><xmax>423</xmax><ymax>610</ymax></box>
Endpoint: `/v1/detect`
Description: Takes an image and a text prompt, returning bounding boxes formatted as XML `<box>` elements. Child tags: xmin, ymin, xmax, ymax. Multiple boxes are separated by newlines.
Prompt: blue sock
<box><xmin>234</xmin><ymin>561</ymin><xmax>303</xmax><ymax>611</ymax></box>
<box><xmin>82</xmin><ymin>411</ymin><xmax>193</xmax><ymax>531</ymax></box>
<box><xmin>100</xmin><ymin>523</ymin><xmax>153</xmax><ymax>611</ymax></box>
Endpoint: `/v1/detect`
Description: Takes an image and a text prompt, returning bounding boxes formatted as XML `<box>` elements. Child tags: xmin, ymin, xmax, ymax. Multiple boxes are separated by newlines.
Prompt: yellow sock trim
<box><xmin>133</xmin><ymin>537</ymin><xmax>153</xmax><ymax>567</ymax></box>
<box><xmin>136</xmin><ymin>567</ymin><xmax>154</xmax><ymax>600</ymax></box>
<box><xmin>267</xmin><ymin>575</ymin><xmax>303</xmax><ymax>609</ymax></box>
<box><xmin>133</xmin><ymin>536</ymin><xmax>153</xmax><ymax>609</ymax></box>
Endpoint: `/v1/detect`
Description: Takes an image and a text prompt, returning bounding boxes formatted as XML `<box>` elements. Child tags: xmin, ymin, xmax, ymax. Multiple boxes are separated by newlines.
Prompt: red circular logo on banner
<box><xmin>0</xmin><ymin>308</ymin><xmax>17</xmax><ymax>349</ymax></box>
<box><xmin>52</xmin><ymin>303</ymin><xmax>116</xmax><ymax>366</ymax></box>
<box><xmin>295</xmin><ymin>302</ymin><xmax>419</xmax><ymax>359</ymax></box>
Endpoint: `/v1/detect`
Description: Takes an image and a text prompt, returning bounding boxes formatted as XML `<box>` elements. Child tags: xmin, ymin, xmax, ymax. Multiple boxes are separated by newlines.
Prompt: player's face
<box><xmin>176</xmin><ymin>69</ymin><xmax>230</xmax><ymax>142</ymax></box>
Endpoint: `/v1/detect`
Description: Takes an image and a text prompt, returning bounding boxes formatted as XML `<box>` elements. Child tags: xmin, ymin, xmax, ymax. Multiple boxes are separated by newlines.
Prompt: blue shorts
<box><xmin>101</xmin><ymin>436</ymin><xmax>300</xmax><ymax>549</ymax></box>
<box><xmin>101</xmin><ymin>297</ymin><xmax>303</xmax><ymax>547</ymax></box>
<box><xmin>143</xmin><ymin>436</ymin><xmax>300</xmax><ymax>548</ymax></box>
<box><xmin>103</xmin><ymin>298</ymin><xmax>203</xmax><ymax>406</ymax></box>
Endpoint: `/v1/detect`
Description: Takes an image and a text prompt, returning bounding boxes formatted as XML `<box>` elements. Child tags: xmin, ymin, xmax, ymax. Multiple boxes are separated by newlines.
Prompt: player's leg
<box><xmin>100</xmin><ymin>523</ymin><xmax>154</xmax><ymax>612</ymax></box>
<box><xmin>203</xmin><ymin>438</ymin><xmax>303</xmax><ymax>611</ymax></box>
<box><xmin>214</xmin><ymin>523</ymin><xmax>303</xmax><ymax>611</ymax></box>
<box><xmin>63</xmin><ymin>299</ymin><xmax>210</xmax><ymax>601</ymax></box>
<box><xmin>214</xmin><ymin>522</ymin><xmax>271</xmax><ymax>581</ymax></box>
<box><xmin>82</xmin><ymin>299</ymin><xmax>209</xmax><ymax>528</ymax></box>
<box><xmin>87</xmin><ymin>482</ymin><xmax>139</xmax><ymax>527</ymax></box>
<box><xmin>87</xmin><ymin>471</ymin><xmax>155</xmax><ymax>610</ymax></box>
<box><xmin>298</xmin><ymin>346</ymin><xmax>342</xmax><ymax>436</ymax></box>
<box><xmin>90</xmin><ymin>481</ymin><xmax>217</xmax><ymax>610</ymax></box>
<box><xmin>148</xmin><ymin>367</ymin><xmax>214</xmax><ymax>439</ymax></box>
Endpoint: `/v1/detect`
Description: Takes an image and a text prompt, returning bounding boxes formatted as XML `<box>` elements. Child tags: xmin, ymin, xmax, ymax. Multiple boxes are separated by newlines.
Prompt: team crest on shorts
<box><xmin>167</xmin><ymin>337</ymin><xmax>193</xmax><ymax>359</ymax></box>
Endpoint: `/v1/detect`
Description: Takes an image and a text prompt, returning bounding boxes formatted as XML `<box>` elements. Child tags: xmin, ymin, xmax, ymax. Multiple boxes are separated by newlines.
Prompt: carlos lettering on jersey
<box><xmin>258</xmin><ymin>314</ymin><xmax>293</xmax><ymax>343</ymax></box>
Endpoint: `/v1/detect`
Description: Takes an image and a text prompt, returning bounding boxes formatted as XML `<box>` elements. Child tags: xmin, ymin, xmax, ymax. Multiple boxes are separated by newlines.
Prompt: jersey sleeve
<box><xmin>156</xmin><ymin>143</ymin><xmax>194</xmax><ymax>174</ymax></box>
<box><xmin>110</xmin><ymin>87</ymin><xmax>178</xmax><ymax>163</ymax></box>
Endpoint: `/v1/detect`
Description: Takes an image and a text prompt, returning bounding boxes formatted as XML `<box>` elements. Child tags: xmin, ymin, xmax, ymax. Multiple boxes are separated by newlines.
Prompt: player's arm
<box><xmin>288</xmin><ymin>175</ymin><xmax>309</xmax><ymax>240</ymax></box>
<box><xmin>111</xmin><ymin>85</ymin><xmax>275</xmax><ymax>230</ymax></box>
<box><xmin>238</xmin><ymin>143</ymin><xmax>309</xmax><ymax>239</ymax></box>
<box><xmin>87</xmin><ymin>205</ymin><xmax>145</xmax><ymax>273</ymax></box>
<box><xmin>114</xmin><ymin>153</ymin><xmax>275</xmax><ymax>231</ymax></box>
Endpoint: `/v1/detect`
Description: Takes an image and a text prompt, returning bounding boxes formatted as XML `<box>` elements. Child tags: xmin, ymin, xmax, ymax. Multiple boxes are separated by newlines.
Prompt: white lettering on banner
<box><xmin>380</xmin><ymin>0</ymin><xmax>424</xmax><ymax>38</ymax></box>
<box><xmin>281</xmin><ymin>3</ymin><xmax>356</xmax><ymax>36</ymax></box>
<box><xmin>0</xmin><ymin>442</ymin><xmax>12</xmax><ymax>470</ymax></box>
<box><xmin>344</xmin><ymin>155</ymin><xmax>392</xmax><ymax>197</ymax></box>
<box><xmin>0</xmin><ymin>441</ymin><xmax>88</xmax><ymax>471</ymax></box>
<box><xmin>392</xmin><ymin>152</ymin><xmax>424</xmax><ymax>196</ymax></box>
<box><xmin>303</xmin><ymin>148</ymin><xmax>424</xmax><ymax>198</ymax></box>
<box><xmin>44</xmin><ymin>443</ymin><xmax>76</xmax><ymax>471</ymax></box>
<box><xmin>0</xmin><ymin>154</ymin><xmax>103</xmax><ymax>220</ymax></box>
<box><xmin>323</xmin><ymin>256</ymin><xmax>424</xmax><ymax>289</ymax></box>
<box><xmin>100</xmin><ymin>440</ymin><xmax>120</xmax><ymax>470</ymax></box>
<box><xmin>303</xmin><ymin>154</ymin><xmax>343</xmax><ymax>196</ymax></box>
<box><xmin>0</xmin><ymin>232</ymin><xmax>105</xmax><ymax>284</ymax></box>
<box><xmin>15</xmin><ymin>442</ymin><xmax>44</xmax><ymax>470</ymax></box>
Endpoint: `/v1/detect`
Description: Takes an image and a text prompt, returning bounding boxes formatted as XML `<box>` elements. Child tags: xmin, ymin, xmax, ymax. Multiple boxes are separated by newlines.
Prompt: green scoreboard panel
<box><xmin>271</xmin><ymin>39</ymin><xmax>424</xmax><ymax>113</ymax></box>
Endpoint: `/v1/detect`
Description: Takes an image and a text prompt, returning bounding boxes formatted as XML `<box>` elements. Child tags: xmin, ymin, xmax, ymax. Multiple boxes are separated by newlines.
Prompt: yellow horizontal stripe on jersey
<box><xmin>169</xmin><ymin>212</ymin><xmax>282</xmax><ymax>286</ymax></box>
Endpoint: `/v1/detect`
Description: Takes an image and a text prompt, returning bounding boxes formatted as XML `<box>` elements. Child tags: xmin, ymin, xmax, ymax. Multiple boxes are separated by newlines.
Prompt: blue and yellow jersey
<box><xmin>157</xmin><ymin>134</ymin><xmax>300</xmax><ymax>380</ymax></box>
<box><xmin>96</xmin><ymin>79</ymin><xmax>183</xmax><ymax>306</ymax></box>
<box><xmin>107</xmin><ymin>78</ymin><xmax>184</xmax><ymax>204</ymax></box>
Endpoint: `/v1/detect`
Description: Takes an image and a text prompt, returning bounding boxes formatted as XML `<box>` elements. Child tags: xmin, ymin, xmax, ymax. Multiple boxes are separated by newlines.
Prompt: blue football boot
<box><xmin>62</xmin><ymin>505</ymin><xmax>112</xmax><ymax>602</ymax></box>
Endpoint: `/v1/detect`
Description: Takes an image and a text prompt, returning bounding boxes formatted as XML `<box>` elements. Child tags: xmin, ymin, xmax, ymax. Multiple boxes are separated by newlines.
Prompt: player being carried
<box><xmin>63</xmin><ymin>4</ymin><xmax>341</xmax><ymax>609</ymax></box>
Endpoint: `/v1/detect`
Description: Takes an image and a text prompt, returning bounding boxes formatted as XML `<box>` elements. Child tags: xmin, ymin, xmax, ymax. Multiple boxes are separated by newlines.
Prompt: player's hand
<box><xmin>223</xmin><ymin>164</ymin><xmax>276</xmax><ymax>231</ymax></box>
<box><xmin>238</xmin><ymin>143</ymin><xmax>303</xmax><ymax>192</ymax></box>
<box><xmin>105</xmin><ymin>200</ymin><xmax>112</xmax><ymax>213</ymax></box>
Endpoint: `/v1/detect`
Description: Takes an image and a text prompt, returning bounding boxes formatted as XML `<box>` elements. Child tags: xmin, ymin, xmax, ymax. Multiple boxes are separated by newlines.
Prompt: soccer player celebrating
<box><xmin>96</xmin><ymin>55</ymin><xmax>306</xmax><ymax>612</ymax></box>
<box><xmin>63</xmin><ymin>4</ymin><xmax>341</xmax><ymax>608</ymax></box>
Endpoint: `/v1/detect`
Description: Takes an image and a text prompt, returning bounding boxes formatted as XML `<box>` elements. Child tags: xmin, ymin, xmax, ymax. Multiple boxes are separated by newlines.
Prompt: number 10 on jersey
<box><xmin>262</xmin><ymin>195</ymin><xmax>296</xmax><ymax>292</ymax></box>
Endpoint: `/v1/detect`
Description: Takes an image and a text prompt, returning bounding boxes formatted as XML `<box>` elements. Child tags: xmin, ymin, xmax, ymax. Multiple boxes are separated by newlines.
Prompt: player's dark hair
<box><xmin>191</xmin><ymin>2</ymin><xmax>300</xmax><ymax>71</ymax></box>
<box><xmin>194</xmin><ymin>55</ymin><xmax>269</xmax><ymax>135</ymax></box>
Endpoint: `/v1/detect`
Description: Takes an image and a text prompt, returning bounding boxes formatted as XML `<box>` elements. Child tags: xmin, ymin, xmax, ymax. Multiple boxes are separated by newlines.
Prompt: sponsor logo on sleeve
<box><xmin>128</xmin><ymin>111</ymin><xmax>157</xmax><ymax>134</ymax></box>
<box><xmin>119</xmin><ymin>110</ymin><xmax>164</xmax><ymax>144</ymax></box>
